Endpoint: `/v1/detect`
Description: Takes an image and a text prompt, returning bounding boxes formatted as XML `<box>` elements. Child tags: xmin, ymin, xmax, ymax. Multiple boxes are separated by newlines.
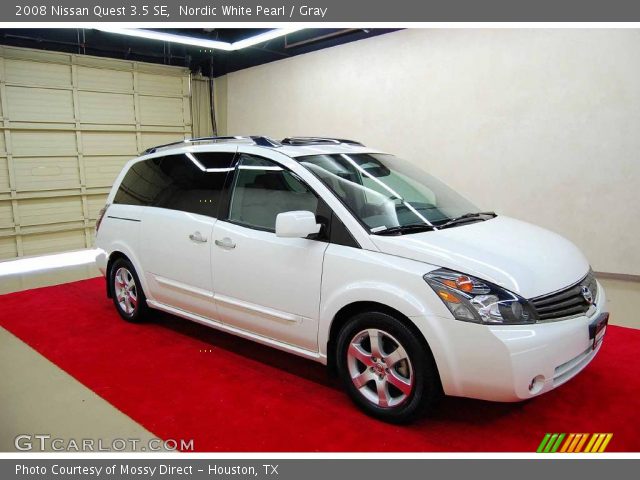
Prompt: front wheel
<box><xmin>336</xmin><ymin>311</ymin><xmax>440</xmax><ymax>423</ymax></box>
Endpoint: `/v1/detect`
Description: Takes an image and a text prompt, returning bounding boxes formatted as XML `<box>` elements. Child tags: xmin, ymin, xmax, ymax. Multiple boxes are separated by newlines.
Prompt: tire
<box><xmin>336</xmin><ymin>311</ymin><xmax>440</xmax><ymax>423</ymax></box>
<box><xmin>109</xmin><ymin>258</ymin><xmax>148</xmax><ymax>323</ymax></box>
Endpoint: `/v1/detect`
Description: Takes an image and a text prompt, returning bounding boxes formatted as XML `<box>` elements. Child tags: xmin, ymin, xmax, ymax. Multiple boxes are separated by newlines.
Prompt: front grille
<box><xmin>530</xmin><ymin>271</ymin><xmax>598</xmax><ymax>321</ymax></box>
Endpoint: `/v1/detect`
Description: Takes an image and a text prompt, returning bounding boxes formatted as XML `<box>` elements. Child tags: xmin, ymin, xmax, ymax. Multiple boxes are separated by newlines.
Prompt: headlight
<box><xmin>424</xmin><ymin>268</ymin><xmax>536</xmax><ymax>324</ymax></box>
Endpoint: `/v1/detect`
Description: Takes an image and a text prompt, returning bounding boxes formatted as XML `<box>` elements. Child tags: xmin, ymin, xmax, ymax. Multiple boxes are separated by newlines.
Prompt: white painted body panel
<box><xmin>94</xmin><ymin>203</ymin><xmax>147</xmax><ymax>293</ymax></box>
<box><xmin>96</xmin><ymin>141</ymin><xmax>608</xmax><ymax>403</ymax></box>
<box><xmin>211</xmin><ymin>220</ymin><xmax>327</xmax><ymax>351</ymax></box>
<box><xmin>370</xmin><ymin>215</ymin><xmax>590</xmax><ymax>298</ymax></box>
<box><xmin>432</xmin><ymin>283</ymin><xmax>607</xmax><ymax>401</ymax></box>
<box><xmin>319</xmin><ymin>242</ymin><xmax>607</xmax><ymax>401</ymax></box>
<box><xmin>139</xmin><ymin>207</ymin><xmax>216</xmax><ymax>318</ymax></box>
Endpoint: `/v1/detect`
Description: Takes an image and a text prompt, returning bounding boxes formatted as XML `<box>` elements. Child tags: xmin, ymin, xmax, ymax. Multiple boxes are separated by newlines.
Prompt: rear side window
<box><xmin>114</xmin><ymin>152</ymin><xmax>235</xmax><ymax>217</ymax></box>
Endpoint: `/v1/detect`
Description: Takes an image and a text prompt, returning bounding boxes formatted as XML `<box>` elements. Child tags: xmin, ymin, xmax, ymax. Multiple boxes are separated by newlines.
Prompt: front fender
<box><xmin>318</xmin><ymin>245</ymin><xmax>458</xmax><ymax>387</ymax></box>
<box><xmin>320</xmin><ymin>281</ymin><xmax>429</xmax><ymax>329</ymax></box>
<box><xmin>319</xmin><ymin>282</ymin><xmax>450</xmax><ymax>359</ymax></box>
<box><xmin>318</xmin><ymin>282</ymin><xmax>460</xmax><ymax>394</ymax></box>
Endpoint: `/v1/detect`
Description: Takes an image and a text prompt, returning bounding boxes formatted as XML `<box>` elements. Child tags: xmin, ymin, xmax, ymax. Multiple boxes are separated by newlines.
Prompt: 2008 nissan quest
<box><xmin>95</xmin><ymin>136</ymin><xmax>609</xmax><ymax>423</ymax></box>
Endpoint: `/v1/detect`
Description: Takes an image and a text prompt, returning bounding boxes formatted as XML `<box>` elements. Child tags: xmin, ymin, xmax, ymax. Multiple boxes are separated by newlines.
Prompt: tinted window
<box><xmin>114</xmin><ymin>152</ymin><xmax>235</xmax><ymax>217</ymax></box>
<box><xmin>228</xmin><ymin>154</ymin><xmax>318</xmax><ymax>231</ymax></box>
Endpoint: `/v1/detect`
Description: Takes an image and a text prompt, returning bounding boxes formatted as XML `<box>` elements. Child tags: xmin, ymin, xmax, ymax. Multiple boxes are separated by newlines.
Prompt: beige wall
<box><xmin>222</xmin><ymin>29</ymin><xmax>640</xmax><ymax>276</ymax></box>
<box><xmin>214</xmin><ymin>74</ymin><xmax>228</xmax><ymax>135</ymax></box>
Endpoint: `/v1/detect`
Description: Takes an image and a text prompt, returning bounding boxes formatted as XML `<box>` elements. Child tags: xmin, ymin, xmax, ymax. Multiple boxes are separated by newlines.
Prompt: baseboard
<box><xmin>594</xmin><ymin>271</ymin><xmax>640</xmax><ymax>283</ymax></box>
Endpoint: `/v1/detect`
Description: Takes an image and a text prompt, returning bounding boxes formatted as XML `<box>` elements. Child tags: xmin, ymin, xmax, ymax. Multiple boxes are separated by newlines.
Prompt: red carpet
<box><xmin>1</xmin><ymin>278</ymin><xmax>639</xmax><ymax>452</ymax></box>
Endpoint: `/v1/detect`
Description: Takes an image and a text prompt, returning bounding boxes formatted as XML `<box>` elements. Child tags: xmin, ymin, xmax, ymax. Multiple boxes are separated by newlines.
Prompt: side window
<box><xmin>114</xmin><ymin>152</ymin><xmax>235</xmax><ymax>217</ymax></box>
<box><xmin>113</xmin><ymin>158</ymin><xmax>169</xmax><ymax>207</ymax></box>
<box><xmin>228</xmin><ymin>154</ymin><xmax>318</xmax><ymax>231</ymax></box>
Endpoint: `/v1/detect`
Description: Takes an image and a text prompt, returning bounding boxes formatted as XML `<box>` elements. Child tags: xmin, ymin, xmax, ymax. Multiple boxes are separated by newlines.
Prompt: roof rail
<box><xmin>280</xmin><ymin>137</ymin><xmax>365</xmax><ymax>147</ymax></box>
<box><xmin>142</xmin><ymin>136</ymin><xmax>281</xmax><ymax>155</ymax></box>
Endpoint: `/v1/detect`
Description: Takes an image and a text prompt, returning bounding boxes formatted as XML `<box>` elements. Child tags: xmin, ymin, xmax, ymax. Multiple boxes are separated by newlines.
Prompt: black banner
<box><xmin>4</xmin><ymin>459</ymin><xmax>640</xmax><ymax>480</ymax></box>
<box><xmin>5</xmin><ymin>0</ymin><xmax>640</xmax><ymax>22</ymax></box>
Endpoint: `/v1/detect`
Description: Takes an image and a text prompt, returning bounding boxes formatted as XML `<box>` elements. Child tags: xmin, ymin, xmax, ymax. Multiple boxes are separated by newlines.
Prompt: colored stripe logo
<box><xmin>537</xmin><ymin>433</ymin><xmax>613</xmax><ymax>453</ymax></box>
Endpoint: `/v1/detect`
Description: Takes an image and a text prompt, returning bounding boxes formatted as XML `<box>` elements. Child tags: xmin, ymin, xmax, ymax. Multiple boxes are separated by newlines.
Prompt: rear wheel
<box><xmin>336</xmin><ymin>311</ymin><xmax>440</xmax><ymax>423</ymax></box>
<box><xmin>109</xmin><ymin>258</ymin><xmax>148</xmax><ymax>323</ymax></box>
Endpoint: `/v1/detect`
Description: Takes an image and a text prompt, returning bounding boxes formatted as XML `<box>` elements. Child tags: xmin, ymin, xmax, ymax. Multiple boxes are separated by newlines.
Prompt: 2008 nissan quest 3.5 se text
<box><xmin>95</xmin><ymin>136</ymin><xmax>609</xmax><ymax>423</ymax></box>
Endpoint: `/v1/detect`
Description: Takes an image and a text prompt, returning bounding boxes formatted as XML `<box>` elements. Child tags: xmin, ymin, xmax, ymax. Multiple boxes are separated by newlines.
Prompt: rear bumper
<box><xmin>96</xmin><ymin>249</ymin><xmax>107</xmax><ymax>276</ymax></box>
<box><xmin>424</xmin><ymin>283</ymin><xmax>608</xmax><ymax>402</ymax></box>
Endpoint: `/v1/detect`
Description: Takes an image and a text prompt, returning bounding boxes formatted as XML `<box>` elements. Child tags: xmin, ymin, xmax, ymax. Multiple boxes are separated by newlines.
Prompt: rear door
<box><xmin>138</xmin><ymin>149</ymin><xmax>236</xmax><ymax>318</ymax></box>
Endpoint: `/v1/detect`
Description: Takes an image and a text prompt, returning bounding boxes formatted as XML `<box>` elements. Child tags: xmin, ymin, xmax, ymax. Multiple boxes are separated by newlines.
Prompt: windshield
<box><xmin>298</xmin><ymin>153</ymin><xmax>481</xmax><ymax>232</ymax></box>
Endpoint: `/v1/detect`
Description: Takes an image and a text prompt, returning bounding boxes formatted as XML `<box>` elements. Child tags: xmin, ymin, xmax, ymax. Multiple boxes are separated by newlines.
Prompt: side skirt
<box><xmin>146</xmin><ymin>300</ymin><xmax>326</xmax><ymax>365</ymax></box>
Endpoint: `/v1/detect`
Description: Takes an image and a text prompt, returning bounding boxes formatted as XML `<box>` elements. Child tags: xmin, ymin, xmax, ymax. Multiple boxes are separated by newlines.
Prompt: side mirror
<box><xmin>275</xmin><ymin>211</ymin><xmax>321</xmax><ymax>238</ymax></box>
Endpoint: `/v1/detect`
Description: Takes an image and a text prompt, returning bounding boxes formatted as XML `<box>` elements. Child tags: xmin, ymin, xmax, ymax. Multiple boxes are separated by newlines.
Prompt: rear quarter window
<box><xmin>113</xmin><ymin>152</ymin><xmax>235</xmax><ymax>217</ymax></box>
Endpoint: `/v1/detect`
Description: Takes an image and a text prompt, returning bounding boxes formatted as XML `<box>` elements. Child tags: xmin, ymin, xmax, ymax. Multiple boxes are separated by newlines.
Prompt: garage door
<box><xmin>0</xmin><ymin>46</ymin><xmax>192</xmax><ymax>260</ymax></box>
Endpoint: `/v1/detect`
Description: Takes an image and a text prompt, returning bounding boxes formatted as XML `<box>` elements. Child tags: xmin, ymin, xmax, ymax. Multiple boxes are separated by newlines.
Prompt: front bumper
<box><xmin>424</xmin><ymin>282</ymin><xmax>608</xmax><ymax>402</ymax></box>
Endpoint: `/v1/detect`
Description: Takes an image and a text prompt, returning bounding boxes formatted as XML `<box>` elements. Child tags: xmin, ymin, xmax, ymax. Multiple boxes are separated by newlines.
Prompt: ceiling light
<box><xmin>96</xmin><ymin>28</ymin><xmax>303</xmax><ymax>51</ymax></box>
<box><xmin>231</xmin><ymin>29</ymin><xmax>301</xmax><ymax>50</ymax></box>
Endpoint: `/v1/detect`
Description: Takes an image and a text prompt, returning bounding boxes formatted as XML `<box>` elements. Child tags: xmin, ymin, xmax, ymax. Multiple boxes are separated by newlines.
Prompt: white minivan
<box><xmin>96</xmin><ymin>136</ymin><xmax>609</xmax><ymax>423</ymax></box>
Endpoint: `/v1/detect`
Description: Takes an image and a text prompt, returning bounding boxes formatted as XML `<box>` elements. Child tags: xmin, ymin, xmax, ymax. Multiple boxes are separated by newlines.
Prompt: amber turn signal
<box><xmin>437</xmin><ymin>289</ymin><xmax>461</xmax><ymax>304</ymax></box>
<box><xmin>442</xmin><ymin>275</ymin><xmax>474</xmax><ymax>293</ymax></box>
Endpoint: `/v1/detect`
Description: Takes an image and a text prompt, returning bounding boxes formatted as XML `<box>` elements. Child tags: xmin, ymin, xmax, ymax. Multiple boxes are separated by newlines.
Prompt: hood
<box><xmin>370</xmin><ymin>216</ymin><xmax>589</xmax><ymax>299</ymax></box>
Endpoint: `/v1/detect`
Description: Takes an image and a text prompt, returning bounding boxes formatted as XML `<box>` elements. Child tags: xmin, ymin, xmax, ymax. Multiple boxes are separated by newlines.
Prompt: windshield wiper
<box><xmin>437</xmin><ymin>211</ymin><xmax>497</xmax><ymax>229</ymax></box>
<box><xmin>373</xmin><ymin>223</ymin><xmax>436</xmax><ymax>235</ymax></box>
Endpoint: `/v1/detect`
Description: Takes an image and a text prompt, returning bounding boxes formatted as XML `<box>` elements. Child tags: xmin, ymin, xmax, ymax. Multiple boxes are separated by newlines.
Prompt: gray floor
<box><xmin>0</xmin><ymin>250</ymin><xmax>639</xmax><ymax>452</ymax></box>
<box><xmin>0</xmin><ymin>328</ymin><xmax>156</xmax><ymax>452</ymax></box>
<box><xmin>0</xmin><ymin>252</ymin><xmax>155</xmax><ymax>452</ymax></box>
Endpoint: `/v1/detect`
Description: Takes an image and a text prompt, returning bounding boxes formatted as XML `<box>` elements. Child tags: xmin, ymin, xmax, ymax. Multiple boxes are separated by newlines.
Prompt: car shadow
<box><xmin>148</xmin><ymin>310</ymin><xmax>525</xmax><ymax>424</ymax></box>
<box><xmin>149</xmin><ymin>310</ymin><xmax>340</xmax><ymax>390</ymax></box>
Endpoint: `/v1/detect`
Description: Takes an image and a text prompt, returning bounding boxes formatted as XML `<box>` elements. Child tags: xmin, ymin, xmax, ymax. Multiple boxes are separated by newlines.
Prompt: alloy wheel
<box><xmin>346</xmin><ymin>328</ymin><xmax>414</xmax><ymax>408</ymax></box>
<box><xmin>114</xmin><ymin>267</ymin><xmax>138</xmax><ymax>315</ymax></box>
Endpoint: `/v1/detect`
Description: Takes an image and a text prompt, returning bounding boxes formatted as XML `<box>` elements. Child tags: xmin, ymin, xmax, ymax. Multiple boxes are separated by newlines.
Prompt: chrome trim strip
<box><xmin>214</xmin><ymin>293</ymin><xmax>301</xmax><ymax>324</ymax></box>
<box><xmin>146</xmin><ymin>300</ymin><xmax>322</xmax><ymax>363</ymax></box>
<box><xmin>530</xmin><ymin>270</ymin><xmax>591</xmax><ymax>302</ymax></box>
<box><xmin>154</xmin><ymin>275</ymin><xmax>214</xmax><ymax>299</ymax></box>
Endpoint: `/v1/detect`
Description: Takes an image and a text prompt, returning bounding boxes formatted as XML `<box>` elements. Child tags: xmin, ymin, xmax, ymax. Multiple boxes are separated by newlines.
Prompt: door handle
<box><xmin>189</xmin><ymin>232</ymin><xmax>208</xmax><ymax>243</ymax></box>
<box><xmin>214</xmin><ymin>238</ymin><xmax>236</xmax><ymax>249</ymax></box>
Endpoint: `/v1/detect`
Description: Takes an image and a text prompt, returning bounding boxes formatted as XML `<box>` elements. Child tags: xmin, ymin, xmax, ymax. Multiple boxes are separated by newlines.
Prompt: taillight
<box><xmin>96</xmin><ymin>203</ymin><xmax>110</xmax><ymax>233</ymax></box>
